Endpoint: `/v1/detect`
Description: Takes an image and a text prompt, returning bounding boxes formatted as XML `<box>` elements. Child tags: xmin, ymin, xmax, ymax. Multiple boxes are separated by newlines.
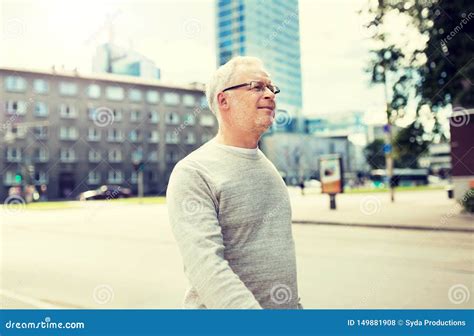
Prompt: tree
<box><xmin>362</xmin><ymin>0</ymin><xmax>474</xmax><ymax>135</ymax></box>
<box><xmin>364</xmin><ymin>139</ymin><xmax>386</xmax><ymax>169</ymax></box>
<box><xmin>393</xmin><ymin>121</ymin><xmax>430</xmax><ymax>168</ymax></box>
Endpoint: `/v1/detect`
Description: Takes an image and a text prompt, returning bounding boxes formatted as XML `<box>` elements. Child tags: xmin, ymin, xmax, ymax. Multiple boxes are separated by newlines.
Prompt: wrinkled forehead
<box><xmin>233</xmin><ymin>63</ymin><xmax>272</xmax><ymax>84</ymax></box>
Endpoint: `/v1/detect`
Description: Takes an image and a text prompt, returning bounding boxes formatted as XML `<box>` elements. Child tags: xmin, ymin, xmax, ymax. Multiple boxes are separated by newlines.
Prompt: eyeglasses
<box><xmin>222</xmin><ymin>81</ymin><xmax>280</xmax><ymax>94</ymax></box>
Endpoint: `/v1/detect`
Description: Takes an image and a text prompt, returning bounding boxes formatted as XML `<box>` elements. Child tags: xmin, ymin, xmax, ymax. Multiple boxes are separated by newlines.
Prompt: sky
<box><xmin>0</xmin><ymin>0</ymin><xmax>388</xmax><ymax>123</ymax></box>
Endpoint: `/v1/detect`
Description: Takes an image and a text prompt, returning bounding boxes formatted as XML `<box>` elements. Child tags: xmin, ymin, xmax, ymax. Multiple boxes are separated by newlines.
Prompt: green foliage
<box><xmin>362</xmin><ymin>0</ymin><xmax>473</xmax><ymax>135</ymax></box>
<box><xmin>461</xmin><ymin>189</ymin><xmax>474</xmax><ymax>213</ymax></box>
<box><xmin>364</xmin><ymin>139</ymin><xmax>386</xmax><ymax>169</ymax></box>
<box><xmin>393</xmin><ymin>121</ymin><xmax>430</xmax><ymax>168</ymax></box>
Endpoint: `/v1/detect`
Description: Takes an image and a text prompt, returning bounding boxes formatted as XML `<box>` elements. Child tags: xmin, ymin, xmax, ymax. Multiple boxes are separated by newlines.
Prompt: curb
<box><xmin>292</xmin><ymin>220</ymin><xmax>474</xmax><ymax>233</ymax></box>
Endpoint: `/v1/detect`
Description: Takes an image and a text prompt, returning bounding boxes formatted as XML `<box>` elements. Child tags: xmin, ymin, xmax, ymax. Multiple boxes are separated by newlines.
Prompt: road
<box><xmin>1</xmin><ymin>200</ymin><xmax>472</xmax><ymax>309</ymax></box>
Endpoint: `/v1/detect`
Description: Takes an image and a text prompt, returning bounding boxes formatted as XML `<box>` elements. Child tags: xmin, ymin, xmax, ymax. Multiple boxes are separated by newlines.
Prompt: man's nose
<box><xmin>263</xmin><ymin>86</ymin><xmax>275</xmax><ymax>99</ymax></box>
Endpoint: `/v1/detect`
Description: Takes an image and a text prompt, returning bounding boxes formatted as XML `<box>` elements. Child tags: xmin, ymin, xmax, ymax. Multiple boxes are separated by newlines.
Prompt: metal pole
<box><xmin>138</xmin><ymin>168</ymin><xmax>144</xmax><ymax>202</ymax></box>
<box><xmin>329</xmin><ymin>193</ymin><xmax>336</xmax><ymax>210</ymax></box>
<box><xmin>383</xmin><ymin>66</ymin><xmax>395</xmax><ymax>203</ymax></box>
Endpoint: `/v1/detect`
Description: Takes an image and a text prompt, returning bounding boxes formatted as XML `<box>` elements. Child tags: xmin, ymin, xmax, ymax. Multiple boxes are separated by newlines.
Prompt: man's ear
<box><xmin>217</xmin><ymin>92</ymin><xmax>229</xmax><ymax>111</ymax></box>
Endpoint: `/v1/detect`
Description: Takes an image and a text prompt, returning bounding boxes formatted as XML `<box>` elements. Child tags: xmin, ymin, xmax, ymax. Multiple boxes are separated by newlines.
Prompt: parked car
<box><xmin>78</xmin><ymin>185</ymin><xmax>132</xmax><ymax>201</ymax></box>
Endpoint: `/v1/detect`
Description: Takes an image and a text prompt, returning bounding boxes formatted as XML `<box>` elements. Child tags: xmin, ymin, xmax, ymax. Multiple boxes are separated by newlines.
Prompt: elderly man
<box><xmin>167</xmin><ymin>56</ymin><xmax>301</xmax><ymax>309</ymax></box>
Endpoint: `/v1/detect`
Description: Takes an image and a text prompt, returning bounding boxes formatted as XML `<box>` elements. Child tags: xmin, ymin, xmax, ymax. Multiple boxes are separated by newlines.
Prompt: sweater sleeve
<box><xmin>166</xmin><ymin>161</ymin><xmax>262</xmax><ymax>309</ymax></box>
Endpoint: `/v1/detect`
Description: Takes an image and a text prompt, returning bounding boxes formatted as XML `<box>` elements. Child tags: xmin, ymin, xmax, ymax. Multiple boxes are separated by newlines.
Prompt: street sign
<box><xmin>383</xmin><ymin>144</ymin><xmax>392</xmax><ymax>154</ymax></box>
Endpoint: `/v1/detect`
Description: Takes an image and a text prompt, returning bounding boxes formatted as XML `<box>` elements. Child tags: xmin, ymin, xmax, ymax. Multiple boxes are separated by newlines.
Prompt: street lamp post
<box><xmin>132</xmin><ymin>147</ymin><xmax>144</xmax><ymax>202</ymax></box>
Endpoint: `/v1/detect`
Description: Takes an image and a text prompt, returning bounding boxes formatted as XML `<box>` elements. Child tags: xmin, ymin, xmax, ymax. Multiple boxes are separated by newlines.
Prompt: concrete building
<box><xmin>0</xmin><ymin>67</ymin><xmax>217</xmax><ymax>202</ymax></box>
<box><xmin>449</xmin><ymin>108</ymin><xmax>474</xmax><ymax>202</ymax></box>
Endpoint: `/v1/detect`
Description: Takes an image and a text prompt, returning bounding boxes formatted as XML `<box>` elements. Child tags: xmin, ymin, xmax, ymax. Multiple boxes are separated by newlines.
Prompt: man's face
<box><xmin>222</xmin><ymin>63</ymin><xmax>277</xmax><ymax>133</ymax></box>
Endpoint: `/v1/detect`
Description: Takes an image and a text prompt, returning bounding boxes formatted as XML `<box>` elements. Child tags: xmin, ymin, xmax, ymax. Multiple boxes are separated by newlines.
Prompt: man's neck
<box><xmin>215</xmin><ymin>129</ymin><xmax>260</xmax><ymax>149</ymax></box>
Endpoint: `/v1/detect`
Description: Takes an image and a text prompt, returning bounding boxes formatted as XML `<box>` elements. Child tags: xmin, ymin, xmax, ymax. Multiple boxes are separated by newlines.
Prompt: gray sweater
<box><xmin>166</xmin><ymin>139</ymin><xmax>300</xmax><ymax>309</ymax></box>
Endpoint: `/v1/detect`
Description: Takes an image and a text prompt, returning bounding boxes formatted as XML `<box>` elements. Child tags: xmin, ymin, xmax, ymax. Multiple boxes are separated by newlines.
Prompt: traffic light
<box><xmin>15</xmin><ymin>173</ymin><xmax>22</xmax><ymax>184</ymax></box>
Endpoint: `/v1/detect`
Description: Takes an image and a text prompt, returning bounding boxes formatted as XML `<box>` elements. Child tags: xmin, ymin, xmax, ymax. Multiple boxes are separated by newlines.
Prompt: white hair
<box><xmin>205</xmin><ymin>56</ymin><xmax>264</xmax><ymax>115</ymax></box>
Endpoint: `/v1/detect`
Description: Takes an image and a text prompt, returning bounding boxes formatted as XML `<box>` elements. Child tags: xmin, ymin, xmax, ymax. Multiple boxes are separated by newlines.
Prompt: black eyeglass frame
<box><xmin>222</xmin><ymin>81</ymin><xmax>280</xmax><ymax>94</ymax></box>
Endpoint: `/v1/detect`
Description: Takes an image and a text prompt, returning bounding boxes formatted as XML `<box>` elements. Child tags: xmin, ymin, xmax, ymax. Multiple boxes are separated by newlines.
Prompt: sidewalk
<box><xmin>289</xmin><ymin>188</ymin><xmax>474</xmax><ymax>233</ymax></box>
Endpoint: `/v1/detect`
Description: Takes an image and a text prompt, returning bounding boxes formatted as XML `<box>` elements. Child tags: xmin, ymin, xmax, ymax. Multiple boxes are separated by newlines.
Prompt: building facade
<box><xmin>0</xmin><ymin>67</ymin><xmax>217</xmax><ymax>202</ymax></box>
<box><xmin>449</xmin><ymin>109</ymin><xmax>474</xmax><ymax>202</ymax></box>
<box><xmin>216</xmin><ymin>0</ymin><xmax>303</xmax><ymax>132</ymax></box>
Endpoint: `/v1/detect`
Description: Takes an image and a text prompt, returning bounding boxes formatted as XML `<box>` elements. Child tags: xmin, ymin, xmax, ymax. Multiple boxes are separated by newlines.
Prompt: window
<box><xmin>166</xmin><ymin>151</ymin><xmax>179</xmax><ymax>163</ymax></box>
<box><xmin>33</xmin><ymin>171</ymin><xmax>48</xmax><ymax>184</ymax></box>
<box><xmin>60</xmin><ymin>148</ymin><xmax>76</xmax><ymax>162</ymax></box>
<box><xmin>148</xmin><ymin>151</ymin><xmax>158</xmax><ymax>162</ymax></box>
<box><xmin>200</xmin><ymin>96</ymin><xmax>208</xmax><ymax>108</ymax></box>
<box><xmin>87</xmin><ymin>84</ymin><xmax>101</xmax><ymax>99</ymax></box>
<box><xmin>10</xmin><ymin>126</ymin><xmax>27</xmax><ymax>139</ymax></box>
<box><xmin>146</xmin><ymin>90</ymin><xmax>159</xmax><ymax>104</ymax></box>
<box><xmin>87</xmin><ymin>128</ymin><xmax>101</xmax><ymax>141</ymax></box>
<box><xmin>131</xmin><ymin>110</ymin><xmax>141</xmax><ymax>122</ymax></box>
<box><xmin>148</xmin><ymin>130</ymin><xmax>160</xmax><ymax>143</ymax></box>
<box><xmin>87</xmin><ymin>171</ymin><xmax>101</xmax><ymax>185</ymax></box>
<box><xmin>112</xmin><ymin>108</ymin><xmax>123</xmax><ymax>121</ymax></box>
<box><xmin>33</xmin><ymin>79</ymin><xmax>49</xmax><ymax>94</ymax></box>
<box><xmin>148</xmin><ymin>171</ymin><xmax>158</xmax><ymax>182</ymax></box>
<box><xmin>165</xmin><ymin>111</ymin><xmax>180</xmax><ymax>125</ymax></box>
<box><xmin>164</xmin><ymin>92</ymin><xmax>179</xmax><ymax>106</ymax></box>
<box><xmin>107</xmin><ymin>128</ymin><xmax>124</xmax><ymax>142</ymax></box>
<box><xmin>128</xmin><ymin>88</ymin><xmax>142</xmax><ymax>102</ymax></box>
<box><xmin>184</xmin><ymin>113</ymin><xmax>195</xmax><ymax>125</ymax></box>
<box><xmin>130</xmin><ymin>171</ymin><xmax>138</xmax><ymax>184</ymax></box>
<box><xmin>106</xmin><ymin>86</ymin><xmax>124</xmax><ymax>101</ymax></box>
<box><xmin>33</xmin><ymin>147</ymin><xmax>49</xmax><ymax>162</ymax></box>
<box><xmin>4</xmin><ymin>171</ymin><xmax>21</xmax><ymax>185</ymax></box>
<box><xmin>59</xmin><ymin>82</ymin><xmax>78</xmax><ymax>96</ymax></box>
<box><xmin>59</xmin><ymin>104</ymin><xmax>77</xmax><ymax>118</ymax></box>
<box><xmin>5</xmin><ymin>100</ymin><xmax>27</xmax><ymax>115</ymax></box>
<box><xmin>149</xmin><ymin>110</ymin><xmax>159</xmax><ymax>123</ymax></box>
<box><xmin>5</xmin><ymin>76</ymin><xmax>26</xmax><ymax>92</ymax></box>
<box><xmin>87</xmin><ymin>107</ymin><xmax>96</xmax><ymax>120</ymax></box>
<box><xmin>185</xmin><ymin>132</ymin><xmax>196</xmax><ymax>145</ymax></box>
<box><xmin>34</xmin><ymin>102</ymin><xmax>48</xmax><ymax>117</ymax></box>
<box><xmin>6</xmin><ymin>147</ymin><xmax>22</xmax><ymax>162</ymax></box>
<box><xmin>165</xmin><ymin>131</ymin><xmax>179</xmax><ymax>144</ymax></box>
<box><xmin>59</xmin><ymin>126</ymin><xmax>78</xmax><ymax>140</ymax></box>
<box><xmin>200</xmin><ymin>114</ymin><xmax>216</xmax><ymax>127</ymax></box>
<box><xmin>107</xmin><ymin>170</ymin><xmax>123</xmax><ymax>184</ymax></box>
<box><xmin>131</xmin><ymin>148</ymin><xmax>143</xmax><ymax>163</ymax></box>
<box><xmin>88</xmin><ymin>149</ymin><xmax>102</xmax><ymax>163</ymax></box>
<box><xmin>129</xmin><ymin>129</ymin><xmax>141</xmax><ymax>142</ymax></box>
<box><xmin>33</xmin><ymin>126</ymin><xmax>48</xmax><ymax>139</ymax></box>
<box><xmin>108</xmin><ymin>149</ymin><xmax>122</xmax><ymax>162</ymax></box>
<box><xmin>183</xmin><ymin>94</ymin><xmax>195</xmax><ymax>107</ymax></box>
